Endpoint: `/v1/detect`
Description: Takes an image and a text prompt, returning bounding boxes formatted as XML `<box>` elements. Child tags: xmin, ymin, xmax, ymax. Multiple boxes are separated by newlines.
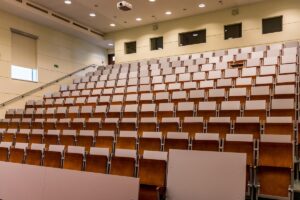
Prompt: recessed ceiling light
<box><xmin>89</xmin><ymin>13</ymin><xmax>96</xmax><ymax>17</ymax></box>
<box><xmin>198</xmin><ymin>3</ymin><xmax>206</xmax><ymax>8</ymax></box>
<box><xmin>110</xmin><ymin>23</ymin><xmax>116</xmax><ymax>27</ymax></box>
<box><xmin>149</xmin><ymin>0</ymin><xmax>156</xmax><ymax>2</ymax></box>
<box><xmin>64</xmin><ymin>0</ymin><xmax>72</xmax><ymax>5</ymax></box>
<box><xmin>108</xmin><ymin>43</ymin><xmax>114</xmax><ymax>46</ymax></box>
<box><xmin>165</xmin><ymin>11</ymin><xmax>172</xmax><ymax>15</ymax></box>
<box><xmin>136</xmin><ymin>18</ymin><xmax>142</xmax><ymax>21</ymax></box>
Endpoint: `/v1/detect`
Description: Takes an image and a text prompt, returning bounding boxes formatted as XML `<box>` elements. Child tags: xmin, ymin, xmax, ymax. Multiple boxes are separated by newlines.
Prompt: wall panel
<box><xmin>106</xmin><ymin>0</ymin><xmax>300</xmax><ymax>63</ymax></box>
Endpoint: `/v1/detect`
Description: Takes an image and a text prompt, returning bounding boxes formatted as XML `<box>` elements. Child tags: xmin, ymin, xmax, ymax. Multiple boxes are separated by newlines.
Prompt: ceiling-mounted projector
<box><xmin>117</xmin><ymin>1</ymin><xmax>133</xmax><ymax>11</ymax></box>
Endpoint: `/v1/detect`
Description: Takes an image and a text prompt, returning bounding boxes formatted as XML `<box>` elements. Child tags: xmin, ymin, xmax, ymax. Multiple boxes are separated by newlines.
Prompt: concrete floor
<box><xmin>294</xmin><ymin>181</ymin><xmax>300</xmax><ymax>199</ymax></box>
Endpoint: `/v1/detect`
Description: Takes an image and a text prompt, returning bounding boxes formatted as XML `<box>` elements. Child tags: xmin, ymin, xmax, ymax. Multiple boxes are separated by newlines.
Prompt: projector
<box><xmin>117</xmin><ymin>1</ymin><xmax>133</xmax><ymax>11</ymax></box>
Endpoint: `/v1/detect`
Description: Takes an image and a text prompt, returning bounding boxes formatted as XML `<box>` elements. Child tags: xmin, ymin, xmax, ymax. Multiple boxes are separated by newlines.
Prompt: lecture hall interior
<box><xmin>0</xmin><ymin>0</ymin><xmax>300</xmax><ymax>200</ymax></box>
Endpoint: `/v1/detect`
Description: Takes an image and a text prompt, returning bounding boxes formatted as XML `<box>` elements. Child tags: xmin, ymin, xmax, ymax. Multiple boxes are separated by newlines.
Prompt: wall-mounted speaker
<box><xmin>152</xmin><ymin>24</ymin><xmax>159</xmax><ymax>31</ymax></box>
<box><xmin>232</xmin><ymin>8</ymin><xmax>239</xmax><ymax>16</ymax></box>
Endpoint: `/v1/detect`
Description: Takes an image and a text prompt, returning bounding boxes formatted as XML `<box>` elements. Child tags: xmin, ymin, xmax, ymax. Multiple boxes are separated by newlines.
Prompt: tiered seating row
<box><xmin>44</xmin><ymin>77</ymin><xmax>297</xmax><ymax>97</ymax></box>
<box><xmin>0</xmin><ymin>41</ymin><xmax>299</xmax><ymax>200</ymax></box>
<box><xmin>0</xmin><ymin>141</ymin><xmax>168</xmax><ymax>198</ymax></box>
<box><xmin>0</xmin><ymin>133</ymin><xmax>294</xmax><ymax>198</ymax></box>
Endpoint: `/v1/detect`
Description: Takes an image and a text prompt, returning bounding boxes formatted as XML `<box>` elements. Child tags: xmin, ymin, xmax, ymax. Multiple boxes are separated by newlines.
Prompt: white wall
<box><xmin>106</xmin><ymin>0</ymin><xmax>300</xmax><ymax>63</ymax></box>
<box><xmin>0</xmin><ymin>9</ymin><xmax>107</xmax><ymax>117</ymax></box>
<box><xmin>167</xmin><ymin>150</ymin><xmax>246</xmax><ymax>200</ymax></box>
<box><xmin>0</xmin><ymin>161</ymin><xmax>139</xmax><ymax>200</ymax></box>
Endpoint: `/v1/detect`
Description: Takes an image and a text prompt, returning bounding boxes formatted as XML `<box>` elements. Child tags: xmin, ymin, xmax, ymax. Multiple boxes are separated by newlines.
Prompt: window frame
<box><xmin>262</xmin><ymin>16</ymin><xmax>283</xmax><ymax>34</ymax></box>
<box><xmin>11</xmin><ymin>65</ymin><xmax>38</xmax><ymax>82</ymax></box>
<box><xmin>224</xmin><ymin>23</ymin><xmax>242</xmax><ymax>40</ymax></box>
<box><xmin>178</xmin><ymin>29</ymin><xmax>206</xmax><ymax>47</ymax></box>
<box><xmin>125</xmin><ymin>41</ymin><xmax>137</xmax><ymax>54</ymax></box>
<box><xmin>150</xmin><ymin>36</ymin><xmax>164</xmax><ymax>51</ymax></box>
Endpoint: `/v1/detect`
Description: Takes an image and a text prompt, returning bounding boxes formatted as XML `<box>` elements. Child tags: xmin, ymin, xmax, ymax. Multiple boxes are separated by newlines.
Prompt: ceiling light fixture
<box><xmin>136</xmin><ymin>17</ymin><xmax>142</xmax><ymax>21</ymax></box>
<box><xmin>89</xmin><ymin>13</ymin><xmax>96</xmax><ymax>17</ymax></box>
<box><xmin>64</xmin><ymin>0</ymin><xmax>72</xmax><ymax>5</ymax></box>
<box><xmin>110</xmin><ymin>23</ymin><xmax>116</xmax><ymax>27</ymax></box>
<box><xmin>108</xmin><ymin>43</ymin><xmax>114</xmax><ymax>46</ymax></box>
<box><xmin>165</xmin><ymin>11</ymin><xmax>172</xmax><ymax>15</ymax></box>
<box><xmin>149</xmin><ymin>0</ymin><xmax>156</xmax><ymax>2</ymax></box>
<box><xmin>198</xmin><ymin>3</ymin><xmax>206</xmax><ymax>8</ymax></box>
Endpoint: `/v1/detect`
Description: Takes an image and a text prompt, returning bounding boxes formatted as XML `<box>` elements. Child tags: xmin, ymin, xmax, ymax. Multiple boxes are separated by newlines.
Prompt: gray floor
<box><xmin>294</xmin><ymin>181</ymin><xmax>300</xmax><ymax>200</ymax></box>
<box><xmin>295</xmin><ymin>181</ymin><xmax>300</xmax><ymax>192</ymax></box>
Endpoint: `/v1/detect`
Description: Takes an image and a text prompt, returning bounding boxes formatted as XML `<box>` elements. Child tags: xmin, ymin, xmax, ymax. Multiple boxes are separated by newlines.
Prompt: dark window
<box><xmin>108</xmin><ymin>54</ymin><xmax>115</xmax><ymax>65</ymax></box>
<box><xmin>125</xmin><ymin>41</ymin><xmax>136</xmax><ymax>54</ymax></box>
<box><xmin>179</xmin><ymin>30</ymin><xmax>206</xmax><ymax>46</ymax></box>
<box><xmin>150</xmin><ymin>37</ymin><xmax>163</xmax><ymax>50</ymax></box>
<box><xmin>224</xmin><ymin>23</ymin><xmax>242</xmax><ymax>40</ymax></box>
<box><xmin>262</xmin><ymin>16</ymin><xmax>283</xmax><ymax>34</ymax></box>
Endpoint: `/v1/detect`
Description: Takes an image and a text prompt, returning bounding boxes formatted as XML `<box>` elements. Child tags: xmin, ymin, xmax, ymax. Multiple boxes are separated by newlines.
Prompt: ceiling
<box><xmin>0</xmin><ymin>0</ymin><xmax>266</xmax><ymax>49</ymax></box>
<box><xmin>30</xmin><ymin>0</ymin><xmax>265</xmax><ymax>33</ymax></box>
<box><xmin>0</xmin><ymin>0</ymin><xmax>114</xmax><ymax>48</ymax></box>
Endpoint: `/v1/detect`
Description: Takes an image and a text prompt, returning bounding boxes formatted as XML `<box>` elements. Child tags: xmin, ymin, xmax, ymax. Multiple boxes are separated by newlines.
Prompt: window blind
<box><xmin>11</xmin><ymin>29</ymin><xmax>37</xmax><ymax>69</ymax></box>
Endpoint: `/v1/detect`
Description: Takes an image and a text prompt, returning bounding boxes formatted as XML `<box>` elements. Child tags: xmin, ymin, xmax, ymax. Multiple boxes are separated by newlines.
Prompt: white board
<box><xmin>167</xmin><ymin>150</ymin><xmax>246</xmax><ymax>200</ymax></box>
<box><xmin>0</xmin><ymin>162</ymin><xmax>139</xmax><ymax>200</ymax></box>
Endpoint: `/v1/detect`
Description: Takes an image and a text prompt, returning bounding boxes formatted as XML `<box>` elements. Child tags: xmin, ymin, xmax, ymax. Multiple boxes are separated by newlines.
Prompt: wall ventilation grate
<box><xmin>73</xmin><ymin>22</ymin><xmax>89</xmax><ymax>31</ymax></box>
<box><xmin>51</xmin><ymin>13</ymin><xmax>71</xmax><ymax>23</ymax></box>
<box><xmin>12</xmin><ymin>0</ymin><xmax>104</xmax><ymax>39</ymax></box>
<box><xmin>26</xmin><ymin>2</ymin><xmax>48</xmax><ymax>13</ymax></box>
<box><xmin>91</xmin><ymin>30</ymin><xmax>104</xmax><ymax>37</ymax></box>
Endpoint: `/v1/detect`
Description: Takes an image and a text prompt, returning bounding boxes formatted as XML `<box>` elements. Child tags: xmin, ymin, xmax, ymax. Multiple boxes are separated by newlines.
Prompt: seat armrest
<box><xmin>157</xmin><ymin>186</ymin><xmax>166</xmax><ymax>195</ymax></box>
<box><xmin>140</xmin><ymin>184</ymin><xmax>166</xmax><ymax>199</ymax></box>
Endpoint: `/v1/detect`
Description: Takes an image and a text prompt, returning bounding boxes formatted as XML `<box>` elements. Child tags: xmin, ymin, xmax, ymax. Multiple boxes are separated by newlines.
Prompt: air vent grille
<box><xmin>11</xmin><ymin>0</ymin><xmax>104</xmax><ymax>41</ymax></box>
<box><xmin>91</xmin><ymin>30</ymin><xmax>104</xmax><ymax>37</ymax></box>
<box><xmin>73</xmin><ymin>22</ymin><xmax>88</xmax><ymax>31</ymax></box>
<box><xmin>26</xmin><ymin>2</ymin><xmax>48</xmax><ymax>13</ymax></box>
<box><xmin>52</xmin><ymin>13</ymin><xmax>71</xmax><ymax>23</ymax></box>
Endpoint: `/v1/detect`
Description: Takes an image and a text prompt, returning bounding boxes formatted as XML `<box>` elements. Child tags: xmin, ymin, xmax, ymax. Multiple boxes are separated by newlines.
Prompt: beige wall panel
<box><xmin>38</xmin><ymin>68</ymin><xmax>67</xmax><ymax>84</ymax></box>
<box><xmin>0</xmin><ymin>78</ymin><xmax>42</xmax><ymax>94</ymax></box>
<box><xmin>0</xmin><ymin>61</ymin><xmax>11</xmax><ymax>78</ymax></box>
<box><xmin>0</xmin><ymin>43</ymin><xmax>11</xmax><ymax>62</ymax></box>
<box><xmin>0</xmin><ymin>9</ymin><xmax>106</xmax><ymax>118</ymax></box>
<box><xmin>0</xmin><ymin>29</ymin><xmax>11</xmax><ymax>46</ymax></box>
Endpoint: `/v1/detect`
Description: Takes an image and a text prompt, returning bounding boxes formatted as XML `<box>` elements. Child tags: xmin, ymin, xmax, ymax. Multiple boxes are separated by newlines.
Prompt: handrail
<box><xmin>0</xmin><ymin>64</ymin><xmax>98</xmax><ymax>108</ymax></box>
